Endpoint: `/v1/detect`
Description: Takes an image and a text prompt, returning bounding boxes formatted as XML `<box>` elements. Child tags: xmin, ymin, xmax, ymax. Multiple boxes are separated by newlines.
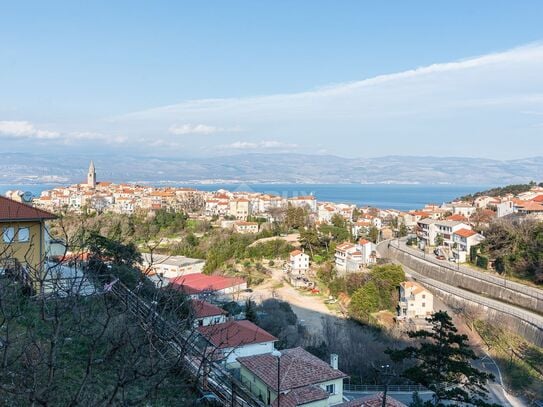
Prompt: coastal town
<box><xmin>3</xmin><ymin>161</ymin><xmax>543</xmax><ymax>405</ymax></box>
<box><xmin>15</xmin><ymin>161</ymin><xmax>543</xmax><ymax>271</ymax></box>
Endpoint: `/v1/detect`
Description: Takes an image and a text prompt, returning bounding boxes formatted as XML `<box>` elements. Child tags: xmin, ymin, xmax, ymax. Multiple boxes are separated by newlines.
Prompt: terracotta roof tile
<box><xmin>190</xmin><ymin>299</ymin><xmax>226</xmax><ymax>318</ymax></box>
<box><xmin>0</xmin><ymin>196</ymin><xmax>56</xmax><ymax>222</ymax></box>
<box><xmin>198</xmin><ymin>320</ymin><xmax>277</xmax><ymax>348</ymax></box>
<box><xmin>238</xmin><ymin>347</ymin><xmax>347</xmax><ymax>391</ymax></box>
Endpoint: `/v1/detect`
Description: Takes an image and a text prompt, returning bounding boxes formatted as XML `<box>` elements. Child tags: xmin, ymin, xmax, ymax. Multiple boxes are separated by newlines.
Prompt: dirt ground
<box><xmin>240</xmin><ymin>265</ymin><xmax>344</xmax><ymax>337</ymax></box>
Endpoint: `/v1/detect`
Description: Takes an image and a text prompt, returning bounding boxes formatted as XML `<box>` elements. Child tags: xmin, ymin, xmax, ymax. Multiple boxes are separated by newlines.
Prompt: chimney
<box><xmin>330</xmin><ymin>353</ymin><xmax>338</xmax><ymax>370</ymax></box>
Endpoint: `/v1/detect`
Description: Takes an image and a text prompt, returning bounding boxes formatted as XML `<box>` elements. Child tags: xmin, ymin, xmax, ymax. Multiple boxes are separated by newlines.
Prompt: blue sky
<box><xmin>1</xmin><ymin>1</ymin><xmax>543</xmax><ymax>159</ymax></box>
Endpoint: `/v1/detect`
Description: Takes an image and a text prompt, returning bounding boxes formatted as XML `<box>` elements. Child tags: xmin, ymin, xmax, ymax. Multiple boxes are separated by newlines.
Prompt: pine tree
<box><xmin>245</xmin><ymin>299</ymin><xmax>258</xmax><ymax>323</ymax></box>
<box><xmin>386</xmin><ymin>311</ymin><xmax>499</xmax><ymax>407</ymax></box>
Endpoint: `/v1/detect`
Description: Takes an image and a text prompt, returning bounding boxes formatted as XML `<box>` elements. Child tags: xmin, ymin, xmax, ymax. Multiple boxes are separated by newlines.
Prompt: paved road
<box><xmin>389</xmin><ymin>238</ymin><xmax>543</xmax><ymax>303</ymax></box>
<box><xmin>378</xmin><ymin>242</ymin><xmax>528</xmax><ymax>407</ymax></box>
<box><xmin>379</xmin><ymin>241</ymin><xmax>543</xmax><ymax>331</ymax></box>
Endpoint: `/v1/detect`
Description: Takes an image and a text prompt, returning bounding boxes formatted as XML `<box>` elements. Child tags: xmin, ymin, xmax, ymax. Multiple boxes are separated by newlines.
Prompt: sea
<box><xmin>0</xmin><ymin>183</ymin><xmax>489</xmax><ymax>211</ymax></box>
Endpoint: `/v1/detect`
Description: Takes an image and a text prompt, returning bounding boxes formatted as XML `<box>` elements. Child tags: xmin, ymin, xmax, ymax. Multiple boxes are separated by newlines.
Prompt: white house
<box><xmin>335</xmin><ymin>239</ymin><xmax>376</xmax><ymax>274</ymax></box>
<box><xmin>452</xmin><ymin>203</ymin><xmax>477</xmax><ymax>218</ymax></box>
<box><xmin>351</xmin><ymin>220</ymin><xmax>372</xmax><ymax>238</ymax></box>
<box><xmin>289</xmin><ymin>249</ymin><xmax>310</xmax><ymax>274</ymax></box>
<box><xmin>417</xmin><ymin>219</ymin><xmax>471</xmax><ymax>248</ymax></box>
<box><xmin>398</xmin><ymin>281</ymin><xmax>433</xmax><ymax>319</ymax></box>
<box><xmin>496</xmin><ymin>200</ymin><xmax>515</xmax><ymax>218</ymax></box>
<box><xmin>198</xmin><ymin>320</ymin><xmax>277</xmax><ymax>367</ymax></box>
<box><xmin>239</xmin><ymin>347</ymin><xmax>348</xmax><ymax>407</ymax></box>
<box><xmin>141</xmin><ymin>253</ymin><xmax>205</xmax><ymax>282</ymax></box>
<box><xmin>452</xmin><ymin>228</ymin><xmax>485</xmax><ymax>263</ymax></box>
<box><xmin>234</xmin><ymin>221</ymin><xmax>259</xmax><ymax>234</ymax></box>
<box><xmin>288</xmin><ymin>195</ymin><xmax>317</xmax><ymax>212</ymax></box>
<box><xmin>190</xmin><ymin>299</ymin><xmax>227</xmax><ymax>327</ymax></box>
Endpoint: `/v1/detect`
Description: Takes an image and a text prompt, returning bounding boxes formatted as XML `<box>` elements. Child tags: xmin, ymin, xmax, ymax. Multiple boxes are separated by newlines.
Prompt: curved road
<box><xmin>378</xmin><ymin>242</ymin><xmax>529</xmax><ymax>407</ymax></box>
<box><xmin>378</xmin><ymin>241</ymin><xmax>543</xmax><ymax>331</ymax></box>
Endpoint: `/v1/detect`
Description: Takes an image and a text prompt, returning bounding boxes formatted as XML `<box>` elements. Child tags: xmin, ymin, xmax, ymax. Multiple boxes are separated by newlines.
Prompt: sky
<box><xmin>1</xmin><ymin>1</ymin><xmax>543</xmax><ymax>159</ymax></box>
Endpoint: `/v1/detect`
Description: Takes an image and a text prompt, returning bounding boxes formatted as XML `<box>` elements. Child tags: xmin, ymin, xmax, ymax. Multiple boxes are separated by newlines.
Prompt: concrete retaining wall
<box><xmin>431</xmin><ymin>288</ymin><xmax>543</xmax><ymax>347</ymax></box>
<box><xmin>383</xmin><ymin>245</ymin><xmax>543</xmax><ymax>315</ymax></box>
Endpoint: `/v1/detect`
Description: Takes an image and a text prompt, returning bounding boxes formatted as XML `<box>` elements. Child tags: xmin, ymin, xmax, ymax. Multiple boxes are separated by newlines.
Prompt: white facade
<box><xmin>398</xmin><ymin>281</ymin><xmax>433</xmax><ymax>318</ymax></box>
<box><xmin>222</xmin><ymin>341</ymin><xmax>276</xmax><ymax>366</ymax></box>
<box><xmin>496</xmin><ymin>201</ymin><xmax>515</xmax><ymax>218</ymax></box>
<box><xmin>335</xmin><ymin>239</ymin><xmax>376</xmax><ymax>273</ymax></box>
<box><xmin>141</xmin><ymin>253</ymin><xmax>205</xmax><ymax>279</ymax></box>
<box><xmin>289</xmin><ymin>250</ymin><xmax>310</xmax><ymax>274</ymax></box>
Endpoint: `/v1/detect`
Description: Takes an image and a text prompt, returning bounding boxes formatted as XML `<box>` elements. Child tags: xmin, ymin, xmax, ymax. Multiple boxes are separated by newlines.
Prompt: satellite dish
<box><xmin>22</xmin><ymin>191</ymin><xmax>33</xmax><ymax>202</ymax></box>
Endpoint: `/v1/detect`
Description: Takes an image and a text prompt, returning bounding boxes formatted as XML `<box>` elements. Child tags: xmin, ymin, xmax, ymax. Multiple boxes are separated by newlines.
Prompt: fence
<box><xmin>108</xmin><ymin>280</ymin><xmax>266</xmax><ymax>407</ymax></box>
<box><xmin>390</xmin><ymin>239</ymin><xmax>543</xmax><ymax>301</ymax></box>
<box><xmin>344</xmin><ymin>384</ymin><xmax>427</xmax><ymax>393</ymax></box>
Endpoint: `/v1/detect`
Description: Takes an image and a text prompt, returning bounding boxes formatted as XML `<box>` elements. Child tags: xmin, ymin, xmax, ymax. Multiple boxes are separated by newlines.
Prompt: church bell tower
<box><xmin>87</xmin><ymin>160</ymin><xmax>96</xmax><ymax>188</ymax></box>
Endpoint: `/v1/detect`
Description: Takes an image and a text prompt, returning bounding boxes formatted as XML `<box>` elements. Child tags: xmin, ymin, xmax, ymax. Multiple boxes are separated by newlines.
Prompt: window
<box><xmin>422</xmin><ymin>294</ymin><xmax>426</xmax><ymax>299</ymax></box>
<box><xmin>18</xmin><ymin>227</ymin><xmax>30</xmax><ymax>243</ymax></box>
<box><xmin>2</xmin><ymin>227</ymin><xmax>15</xmax><ymax>243</ymax></box>
<box><xmin>326</xmin><ymin>384</ymin><xmax>335</xmax><ymax>394</ymax></box>
<box><xmin>422</xmin><ymin>302</ymin><xmax>426</xmax><ymax>308</ymax></box>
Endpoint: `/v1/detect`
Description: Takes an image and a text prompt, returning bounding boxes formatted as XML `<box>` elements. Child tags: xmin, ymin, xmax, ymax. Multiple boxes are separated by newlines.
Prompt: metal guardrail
<box><xmin>390</xmin><ymin>239</ymin><xmax>543</xmax><ymax>301</ymax></box>
<box><xmin>344</xmin><ymin>384</ymin><xmax>427</xmax><ymax>393</ymax></box>
<box><xmin>108</xmin><ymin>281</ymin><xmax>266</xmax><ymax>407</ymax></box>
<box><xmin>411</xmin><ymin>272</ymin><xmax>543</xmax><ymax>329</ymax></box>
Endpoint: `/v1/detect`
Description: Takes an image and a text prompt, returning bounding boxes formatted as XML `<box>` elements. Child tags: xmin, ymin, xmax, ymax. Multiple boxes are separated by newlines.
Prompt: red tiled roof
<box><xmin>290</xmin><ymin>249</ymin><xmax>303</xmax><ymax>256</ymax></box>
<box><xmin>198</xmin><ymin>320</ymin><xmax>277</xmax><ymax>349</ymax></box>
<box><xmin>190</xmin><ymin>299</ymin><xmax>226</xmax><ymax>318</ymax></box>
<box><xmin>533</xmin><ymin>195</ymin><xmax>543</xmax><ymax>203</ymax></box>
<box><xmin>454</xmin><ymin>228</ymin><xmax>477</xmax><ymax>238</ymax></box>
<box><xmin>336</xmin><ymin>242</ymin><xmax>355</xmax><ymax>252</ymax></box>
<box><xmin>0</xmin><ymin>196</ymin><xmax>57</xmax><ymax>222</ymax></box>
<box><xmin>358</xmin><ymin>238</ymin><xmax>371</xmax><ymax>245</ymax></box>
<box><xmin>337</xmin><ymin>393</ymin><xmax>407</xmax><ymax>407</ymax></box>
<box><xmin>446</xmin><ymin>214</ymin><xmax>467</xmax><ymax>222</ymax></box>
<box><xmin>170</xmin><ymin>274</ymin><xmax>246</xmax><ymax>295</ymax></box>
<box><xmin>271</xmin><ymin>385</ymin><xmax>329</xmax><ymax>407</ymax></box>
<box><xmin>238</xmin><ymin>347</ymin><xmax>347</xmax><ymax>392</ymax></box>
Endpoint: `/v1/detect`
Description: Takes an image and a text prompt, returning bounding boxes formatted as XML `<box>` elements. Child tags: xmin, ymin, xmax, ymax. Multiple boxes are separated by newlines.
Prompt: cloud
<box><xmin>115</xmin><ymin>42</ymin><xmax>543</xmax><ymax>158</ymax></box>
<box><xmin>168</xmin><ymin>123</ymin><xmax>242</xmax><ymax>135</ymax></box>
<box><xmin>0</xmin><ymin>121</ymin><xmax>60</xmax><ymax>139</ymax></box>
<box><xmin>0</xmin><ymin>121</ymin><xmax>128</xmax><ymax>145</ymax></box>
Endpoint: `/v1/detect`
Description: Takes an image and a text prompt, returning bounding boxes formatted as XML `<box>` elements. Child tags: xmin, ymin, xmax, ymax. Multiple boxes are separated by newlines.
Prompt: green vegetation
<box><xmin>0</xmin><ymin>260</ymin><xmax>197</xmax><ymax>405</ymax></box>
<box><xmin>477</xmin><ymin>219</ymin><xmax>543</xmax><ymax>284</ymax></box>
<box><xmin>348</xmin><ymin>264</ymin><xmax>405</xmax><ymax>323</ymax></box>
<box><xmin>387</xmin><ymin>311</ymin><xmax>498</xmax><ymax>407</ymax></box>
<box><xmin>460</xmin><ymin>182</ymin><xmax>542</xmax><ymax>201</ymax></box>
<box><xmin>319</xmin><ymin>264</ymin><xmax>405</xmax><ymax>324</ymax></box>
<box><xmin>474</xmin><ymin>320</ymin><xmax>543</xmax><ymax>401</ymax></box>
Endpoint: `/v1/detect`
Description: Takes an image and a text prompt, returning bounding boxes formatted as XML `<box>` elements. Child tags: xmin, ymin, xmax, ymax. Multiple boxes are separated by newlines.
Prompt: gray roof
<box><xmin>141</xmin><ymin>253</ymin><xmax>204</xmax><ymax>268</ymax></box>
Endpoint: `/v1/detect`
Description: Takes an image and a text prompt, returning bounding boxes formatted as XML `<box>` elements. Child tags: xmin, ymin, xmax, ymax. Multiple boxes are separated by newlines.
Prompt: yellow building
<box><xmin>0</xmin><ymin>196</ymin><xmax>56</xmax><ymax>290</ymax></box>
<box><xmin>238</xmin><ymin>347</ymin><xmax>347</xmax><ymax>406</ymax></box>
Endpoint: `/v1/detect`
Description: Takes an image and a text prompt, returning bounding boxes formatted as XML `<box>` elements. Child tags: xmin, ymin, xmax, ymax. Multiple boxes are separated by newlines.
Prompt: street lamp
<box><xmin>380</xmin><ymin>364</ymin><xmax>391</xmax><ymax>407</ymax></box>
<box><xmin>272</xmin><ymin>350</ymin><xmax>282</xmax><ymax>407</ymax></box>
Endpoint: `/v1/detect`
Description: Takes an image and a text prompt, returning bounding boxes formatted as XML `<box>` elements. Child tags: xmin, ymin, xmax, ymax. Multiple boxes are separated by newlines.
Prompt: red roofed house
<box><xmin>335</xmin><ymin>239</ymin><xmax>376</xmax><ymax>274</ymax></box>
<box><xmin>0</xmin><ymin>196</ymin><xmax>57</xmax><ymax>292</ymax></box>
<box><xmin>289</xmin><ymin>249</ymin><xmax>310</xmax><ymax>274</ymax></box>
<box><xmin>238</xmin><ymin>347</ymin><xmax>348</xmax><ymax>406</ymax></box>
<box><xmin>398</xmin><ymin>281</ymin><xmax>433</xmax><ymax>319</ymax></box>
<box><xmin>452</xmin><ymin>228</ymin><xmax>485</xmax><ymax>263</ymax></box>
<box><xmin>190</xmin><ymin>299</ymin><xmax>227</xmax><ymax>327</ymax></box>
<box><xmin>170</xmin><ymin>273</ymin><xmax>247</xmax><ymax>299</ymax></box>
<box><xmin>199</xmin><ymin>320</ymin><xmax>277</xmax><ymax>366</ymax></box>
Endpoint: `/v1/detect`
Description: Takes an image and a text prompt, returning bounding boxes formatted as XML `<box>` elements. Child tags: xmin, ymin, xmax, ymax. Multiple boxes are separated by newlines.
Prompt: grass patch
<box><xmin>474</xmin><ymin>319</ymin><xmax>543</xmax><ymax>401</ymax></box>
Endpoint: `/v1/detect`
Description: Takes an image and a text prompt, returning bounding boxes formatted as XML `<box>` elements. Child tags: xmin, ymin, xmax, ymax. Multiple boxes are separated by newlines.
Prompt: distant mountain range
<box><xmin>2</xmin><ymin>152</ymin><xmax>542</xmax><ymax>186</ymax></box>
